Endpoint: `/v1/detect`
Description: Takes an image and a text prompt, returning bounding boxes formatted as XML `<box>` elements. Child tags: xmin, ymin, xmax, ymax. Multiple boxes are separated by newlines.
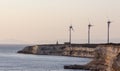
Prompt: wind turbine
<box><xmin>69</xmin><ymin>25</ymin><xmax>74</xmax><ymax>45</ymax></box>
<box><xmin>107</xmin><ymin>19</ymin><xmax>111</xmax><ymax>44</ymax></box>
<box><xmin>88</xmin><ymin>23</ymin><xmax>93</xmax><ymax>44</ymax></box>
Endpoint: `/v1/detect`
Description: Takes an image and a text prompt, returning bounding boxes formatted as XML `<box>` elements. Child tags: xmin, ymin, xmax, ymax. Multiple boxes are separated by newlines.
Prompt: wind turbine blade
<box><xmin>71</xmin><ymin>26</ymin><xmax>74</xmax><ymax>31</ymax></box>
<box><xmin>91</xmin><ymin>25</ymin><xmax>94</xmax><ymax>27</ymax></box>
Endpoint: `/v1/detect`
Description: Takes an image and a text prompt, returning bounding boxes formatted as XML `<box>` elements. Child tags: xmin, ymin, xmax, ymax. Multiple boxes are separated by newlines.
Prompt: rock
<box><xmin>112</xmin><ymin>53</ymin><xmax>120</xmax><ymax>71</ymax></box>
<box><xmin>87</xmin><ymin>45</ymin><xmax>120</xmax><ymax>71</ymax></box>
<box><xmin>64</xmin><ymin>65</ymin><xmax>89</xmax><ymax>70</ymax></box>
<box><xmin>17</xmin><ymin>44</ymin><xmax>95</xmax><ymax>58</ymax></box>
<box><xmin>64</xmin><ymin>44</ymin><xmax>120</xmax><ymax>71</ymax></box>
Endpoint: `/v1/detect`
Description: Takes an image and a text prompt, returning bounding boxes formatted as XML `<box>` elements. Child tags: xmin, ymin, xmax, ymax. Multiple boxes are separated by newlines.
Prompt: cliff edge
<box><xmin>18</xmin><ymin>43</ymin><xmax>120</xmax><ymax>71</ymax></box>
<box><xmin>65</xmin><ymin>44</ymin><xmax>120</xmax><ymax>71</ymax></box>
<box><xmin>17</xmin><ymin>44</ymin><xmax>95</xmax><ymax>58</ymax></box>
<box><xmin>87</xmin><ymin>45</ymin><xmax>120</xmax><ymax>71</ymax></box>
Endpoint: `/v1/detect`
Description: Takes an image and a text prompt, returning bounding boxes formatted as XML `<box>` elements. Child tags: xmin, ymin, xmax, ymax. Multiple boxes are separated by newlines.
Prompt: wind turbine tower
<box><xmin>69</xmin><ymin>25</ymin><xmax>73</xmax><ymax>45</ymax></box>
<box><xmin>88</xmin><ymin>23</ymin><xmax>93</xmax><ymax>44</ymax></box>
<box><xmin>107</xmin><ymin>20</ymin><xmax>111</xmax><ymax>44</ymax></box>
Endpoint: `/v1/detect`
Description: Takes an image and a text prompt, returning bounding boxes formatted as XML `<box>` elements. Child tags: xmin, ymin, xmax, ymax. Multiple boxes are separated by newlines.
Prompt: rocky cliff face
<box><xmin>18</xmin><ymin>44</ymin><xmax>95</xmax><ymax>58</ymax></box>
<box><xmin>112</xmin><ymin>53</ymin><xmax>120</xmax><ymax>71</ymax></box>
<box><xmin>18</xmin><ymin>45</ymin><xmax>64</xmax><ymax>55</ymax></box>
<box><xmin>63</xmin><ymin>46</ymin><xmax>94</xmax><ymax>57</ymax></box>
<box><xmin>86</xmin><ymin>45</ymin><xmax>120</xmax><ymax>71</ymax></box>
<box><xmin>18</xmin><ymin>44</ymin><xmax>120</xmax><ymax>71</ymax></box>
<box><xmin>64</xmin><ymin>44</ymin><xmax>120</xmax><ymax>71</ymax></box>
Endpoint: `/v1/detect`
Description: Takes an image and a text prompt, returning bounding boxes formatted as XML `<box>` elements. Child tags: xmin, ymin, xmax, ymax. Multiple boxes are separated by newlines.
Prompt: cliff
<box><xmin>64</xmin><ymin>44</ymin><xmax>120</xmax><ymax>71</ymax></box>
<box><xmin>87</xmin><ymin>44</ymin><xmax>120</xmax><ymax>71</ymax></box>
<box><xmin>17</xmin><ymin>44</ymin><xmax>95</xmax><ymax>58</ymax></box>
<box><xmin>18</xmin><ymin>43</ymin><xmax>120</xmax><ymax>71</ymax></box>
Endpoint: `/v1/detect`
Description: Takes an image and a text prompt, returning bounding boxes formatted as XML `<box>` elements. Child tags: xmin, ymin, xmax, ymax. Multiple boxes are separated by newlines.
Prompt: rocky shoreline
<box><xmin>17</xmin><ymin>43</ymin><xmax>120</xmax><ymax>71</ymax></box>
<box><xmin>18</xmin><ymin>44</ymin><xmax>96</xmax><ymax>58</ymax></box>
<box><xmin>64</xmin><ymin>65</ymin><xmax>90</xmax><ymax>70</ymax></box>
<box><xmin>64</xmin><ymin>44</ymin><xmax>120</xmax><ymax>71</ymax></box>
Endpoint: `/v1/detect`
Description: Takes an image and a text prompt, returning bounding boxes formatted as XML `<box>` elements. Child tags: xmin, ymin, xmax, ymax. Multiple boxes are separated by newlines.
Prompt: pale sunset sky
<box><xmin>0</xmin><ymin>0</ymin><xmax>120</xmax><ymax>44</ymax></box>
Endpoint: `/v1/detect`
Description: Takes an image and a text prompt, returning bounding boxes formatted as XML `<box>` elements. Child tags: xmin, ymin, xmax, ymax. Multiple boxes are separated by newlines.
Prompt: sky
<box><xmin>0</xmin><ymin>0</ymin><xmax>120</xmax><ymax>44</ymax></box>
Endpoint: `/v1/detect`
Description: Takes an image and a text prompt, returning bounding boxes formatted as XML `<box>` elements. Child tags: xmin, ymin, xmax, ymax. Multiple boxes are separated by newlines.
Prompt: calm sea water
<box><xmin>0</xmin><ymin>44</ymin><xmax>91</xmax><ymax>71</ymax></box>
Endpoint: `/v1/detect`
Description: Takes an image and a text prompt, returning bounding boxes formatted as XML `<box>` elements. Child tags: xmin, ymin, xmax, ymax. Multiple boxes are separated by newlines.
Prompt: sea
<box><xmin>0</xmin><ymin>44</ymin><xmax>92</xmax><ymax>71</ymax></box>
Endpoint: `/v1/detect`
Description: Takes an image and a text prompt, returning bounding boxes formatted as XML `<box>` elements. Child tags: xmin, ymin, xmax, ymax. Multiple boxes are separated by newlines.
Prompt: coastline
<box><xmin>17</xmin><ymin>43</ymin><xmax>96</xmax><ymax>58</ymax></box>
<box><xmin>17</xmin><ymin>43</ymin><xmax>120</xmax><ymax>71</ymax></box>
